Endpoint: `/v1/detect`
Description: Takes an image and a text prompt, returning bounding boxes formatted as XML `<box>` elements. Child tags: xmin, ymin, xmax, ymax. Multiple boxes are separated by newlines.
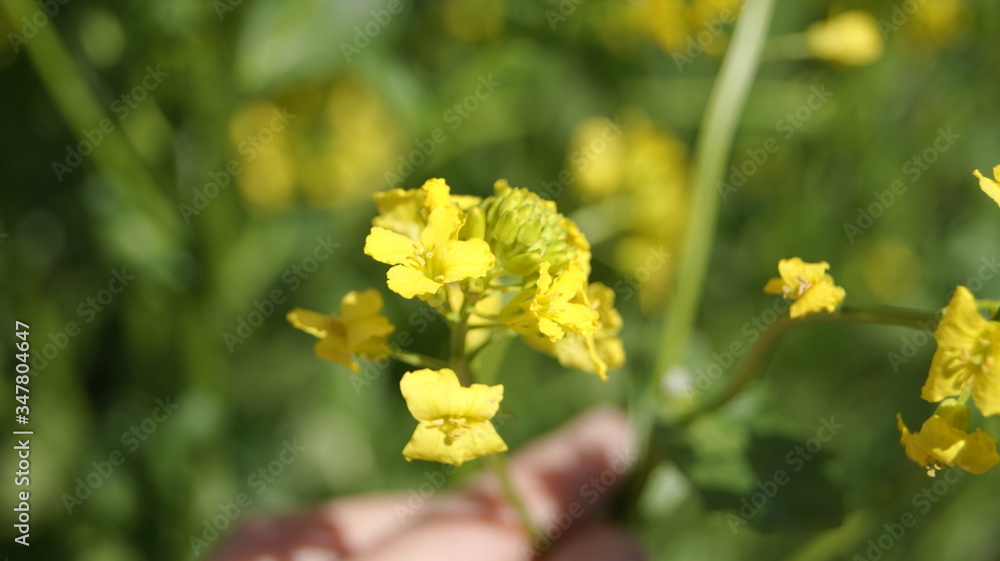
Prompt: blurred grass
<box><xmin>1</xmin><ymin>0</ymin><xmax>1000</xmax><ymax>559</ymax></box>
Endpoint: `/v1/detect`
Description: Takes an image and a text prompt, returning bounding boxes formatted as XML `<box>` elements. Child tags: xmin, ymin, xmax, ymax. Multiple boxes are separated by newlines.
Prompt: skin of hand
<box><xmin>210</xmin><ymin>407</ymin><xmax>645</xmax><ymax>561</ymax></box>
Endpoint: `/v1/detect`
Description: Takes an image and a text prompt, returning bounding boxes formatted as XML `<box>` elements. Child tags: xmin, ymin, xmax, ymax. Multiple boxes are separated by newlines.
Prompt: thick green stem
<box><xmin>652</xmin><ymin>0</ymin><xmax>777</xmax><ymax>380</ymax></box>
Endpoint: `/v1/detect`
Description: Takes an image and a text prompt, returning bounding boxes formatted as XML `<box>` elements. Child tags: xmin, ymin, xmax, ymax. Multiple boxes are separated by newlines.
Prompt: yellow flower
<box><xmin>524</xmin><ymin>282</ymin><xmax>625</xmax><ymax>381</ymax></box>
<box><xmin>973</xmin><ymin>166</ymin><xmax>1000</xmax><ymax>207</ymax></box>
<box><xmin>898</xmin><ymin>399</ymin><xmax>999</xmax><ymax>475</ymax></box>
<box><xmin>921</xmin><ymin>286</ymin><xmax>1000</xmax><ymax>415</ymax></box>
<box><xmin>501</xmin><ymin>261</ymin><xmax>598</xmax><ymax>341</ymax></box>
<box><xmin>400</xmin><ymin>368</ymin><xmax>507</xmax><ymax>466</ymax></box>
<box><xmin>805</xmin><ymin>11</ymin><xmax>884</xmax><ymax>66</ymax></box>
<box><xmin>365</xmin><ymin>206</ymin><xmax>495</xmax><ymax>299</ymax></box>
<box><xmin>764</xmin><ymin>258</ymin><xmax>846</xmax><ymax>318</ymax></box>
<box><xmin>286</xmin><ymin>289</ymin><xmax>394</xmax><ymax>372</ymax></box>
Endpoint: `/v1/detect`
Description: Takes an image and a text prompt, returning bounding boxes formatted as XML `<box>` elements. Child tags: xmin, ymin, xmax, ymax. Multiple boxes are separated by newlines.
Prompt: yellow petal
<box><xmin>974</xmin><ymin>168</ymin><xmax>1000</xmax><ymax>207</ymax></box>
<box><xmin>437</xmin><ymin>239</ymin><xmax>495</xmax><ymax>283</ymax></box>
<box><xmin>921</xmin><ymin>286</ymin><xmax>987</xmax><ymax>402</ymax></box>
<box><xmin>549</xmin><ymin>262</ymin><xmax>588</xmax><ymax>304</ymax></box>
<box><xmin>387</xmin><ymin>265</ymin><xmax>442</xmax><ymax>299</ymax></box>
<box><xmin>790</xmin><ymin>283</ymin><xmax>845</xmax><ymax>318</ymax></box>
<box><xmin>971</xmin><ymin>349</ymin><xmax>1000</xmax><ymax>416</ymax></box>
<box><xmin>344</xmin><ymin>315</ymin><xmax>395</xmax><ymax>347</ymax></box>
<box><xmin>399</xmin><ymin>368</ymin><xmax>504</xmax><ymax>421</ymax></box>
<box><xmin>402</xmin><ymin>420</ymin><xmax>507</xmax><ymax>466</ymax></box>
<box><xmin>420</xmin><ymin>206</ymin><xmax>463</xmax><ymax>249</ymax></box>
<box><xmin>957</xmin><ymin>429</ymin><xmax>1000</xmax><ymax>474</ymax></box>
<box><xmin>763</xmin><ymin>277</ymin><xmax>785</xmax><ymax>295</ymax></box>
<box><xmin>339</xmin><ymin>289</ymin><xmax>384</xmax><ymax>321</ymax></box>
<box><xmin>778</xmin><ymin>257</ymin><xmax>831</xmax><ymax>287</ymax></box>
<box><xmin>314</xmin><ymin>334</ymin><xmax>359</xmax><ymax>373</ymax></box>
<box><xmin>286</xmin><ymin>308</ymin><xmax>333</xmax><ymax>338</ymax></box>
<box><xmin>365</xmin><ymin>227</ymin><xmax>420</xmax><ymax>265</ymax></box>
<box><xmin>538</xmin><ymin>317</ymin><xmax>565</xmax><ymax>341</ymax></box>
<box><xmin>421</xmin><ymin>178</ymin><xmax>452</xmax><ymax>211</ymax></box>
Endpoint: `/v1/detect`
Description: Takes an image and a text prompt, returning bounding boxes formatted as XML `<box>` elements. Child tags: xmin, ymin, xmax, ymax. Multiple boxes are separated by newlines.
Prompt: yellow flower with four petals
<box><xmin>365</xmin><ymin>205</ymin><xmax>495</xmax><ymax>299</ymax></box>
<box><xmin>764</xmin><ymin>257</ymin><xmax>846</xmax><ymax>318</ymax></box>
<box><xmin>286</xmin><ymin>289</ymin><xmax>395</xmax><ymax>373</ymax></box>
<box><xmin>898</xmin><ymin>399</ymin><xmax>999</xmax><ymax>476</ymax></box>
<box><xmin>400</xmin><ymin>368</ymin><xmax>507</xmax><ymax>466</ymax></box>
<box><xmin>921</xmin><ymin>286</ymin><xmax>1000</xmax><ymax>416</ymax></box>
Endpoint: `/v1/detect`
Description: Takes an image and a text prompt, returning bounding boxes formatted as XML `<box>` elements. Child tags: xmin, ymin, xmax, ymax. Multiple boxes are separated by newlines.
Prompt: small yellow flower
<box><xmin>286</xmin><ymin>289</ymin><xmax>394</xmax><ymax>372</ymax></box>
<box><xmin>973</xmin><ymin>166</ymin><xmax>1000</xmax><ymax>207</ymax></box>
<box><xmin>400</xmin><ymin>368</ymin><xmax>507</xmax><ymax>466</ymax></box>
<box><xmin>921</xmin><ymin>286</ymin><xmax>1000</xmax><ymax>416</ymax></box>
<box><xmin>764</xmin><ymin>257</ymin><xmax>846</xmax><ymax>318</ymax></box>
<box><xmin>898</xmin><ymin>399</ymin><xmax>999</xmax><ymax>475</ymax></box>
<box><xmin>805</xmin><ymin>11</ymin><xmax>884</xmax><ymax>66</ymax></box>
<box><xmin>365</xmin><ymin>206</ymin><xmax>495</xmax><ymax>299</ymax></box>
<box><xmin>524</xmin><ymin>282</ymin><xmax>625</xmax><ymax>381</ymax></box>
<box><xmin>501</xmin><ymin>261</ymin><xmax>598</xmax><ymax>341</ymax></box>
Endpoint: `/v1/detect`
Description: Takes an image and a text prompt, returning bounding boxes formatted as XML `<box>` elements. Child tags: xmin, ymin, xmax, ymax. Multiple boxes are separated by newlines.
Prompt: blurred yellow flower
<box><xmin>286</xmin><ymin>289</ymin><xmax>394</xmax><ymax>373</ymax></box>
<box><xmin>764</xmin><ymin>258</ymin><xmax>846</xmax><ymax>319</ymax></box>
<box><xmin>973</xmin><ymin>166</ymin><xmax>1000</xmax><ymax>207</ymax></box>
<box><xmin>805</xmin><ymin>11</ymin><xmax>884</xmax><ymax>66</ymax></box>
<box><xmin>525</xmin><ymin>282</ymin><xmax>625</xmax><ymax>381</ymax></box>
<box><xmin>921</xmin><ymin>286</ymin><xmax>1000</xmax><ymax>416</ymax></box>
<box><xmin>365</xmin><ymin>206</ymin><xmax>495</xmax><ymax>299</ymax></box>
<box><xmin>501</xmin><ymin>261</ymin><xmax>597</xmax><ymax>341</ymax></box>
<box><xmin>400</xmin><ymin>368</ymin><xmax>507</xmax><ymax>466</ymax></box>
<box><xmin>898</xmin><ymin>399</ymin><xmax>999</xmax><ymax>475</ymax></box>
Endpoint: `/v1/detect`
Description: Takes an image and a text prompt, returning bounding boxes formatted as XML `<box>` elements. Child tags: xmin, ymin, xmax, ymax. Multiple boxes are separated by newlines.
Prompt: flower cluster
<box><xmin>898</xmin><ymin>286</ymin><xmax>1000</xmax><ymax>475</ymax></box>
<box><xmin>364</xmin><ymin>178</ymin><xmax>624</xmax><ymax>380</ymax></box>
<box><xmin>288</xmin><ymin>178</ymin><xmax>625</xmax><ymax>466</ymax></box>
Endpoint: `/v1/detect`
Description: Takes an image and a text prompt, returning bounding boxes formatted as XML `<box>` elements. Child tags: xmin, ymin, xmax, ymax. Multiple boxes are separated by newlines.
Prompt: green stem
<box><xmin>389</xmin><ymin>350</ymin><xmax>449</xmax><ymax>370</ymax></box>
<box><xmin>623</xmin><ymin>0</ymin><xmax>776</xmax><ymax>523</ymax></box>
<box><xmin>450</xmin><ymin>296</ymin><xmax>471</xmax><ymax>385</ymax></box>
<box><xmin>652</xmin><ymin>0</ymin><xmax>777</xmax><ymax>381</ymax></box>
<box><xmin>680</xmin><ymin>303</ymin><xmax>938</xmax><ymax>422</ymax></box>
<box><xmin>488</xmin><ymin>453</ymin><xmax>538</xmax><ymax>542</ymax></box>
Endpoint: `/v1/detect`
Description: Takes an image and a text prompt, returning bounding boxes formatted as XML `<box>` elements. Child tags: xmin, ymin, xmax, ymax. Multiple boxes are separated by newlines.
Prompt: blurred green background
<box><xmin>2</xmin><ymin>0</ymin><xmax>1000</xmax><ymax>559</ymax></box>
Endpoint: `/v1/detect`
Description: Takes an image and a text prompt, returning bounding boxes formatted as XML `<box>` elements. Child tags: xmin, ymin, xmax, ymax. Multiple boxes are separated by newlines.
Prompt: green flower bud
<box><xmin>505</xmin><ymin>252</ymin><xmax>542</xmax><ymax>276</ymax></box>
